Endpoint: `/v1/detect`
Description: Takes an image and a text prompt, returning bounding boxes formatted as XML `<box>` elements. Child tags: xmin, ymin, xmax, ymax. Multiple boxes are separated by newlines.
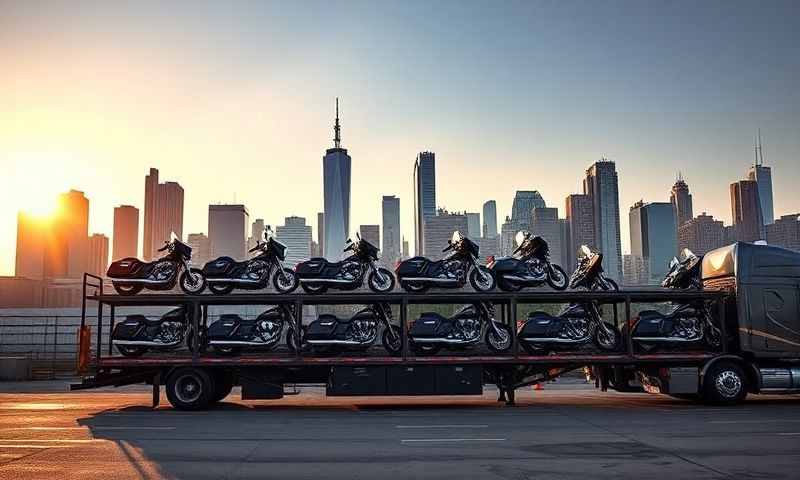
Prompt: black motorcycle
<box><xmin>396</xmin><ymin>231</ymin><xmax>496</xmax><ymax>293</ymax></box>
<box><xmin>207</xmin><ymin>305</ymin><xmax>299</xmax><ymax>356</ymax></box>
<box><xmin>107</xmin><ymin>236</ymin><xmax>206</xmax><ymax>296</ymax></box>
<box><xmin>202</xmin><ymin>229</ymin><xmax>298</xmax><ymax>295</ymax></box>
<box><xmin>626</xmin><ymin>249</ymin><xmax>721</xmax><ymax>350</ymax></box>
<box><xmin>301</xmin><ymin>303</ymin><xmax>401</xmax><ymax>355</ymax></box>
<box><xmin>111</xmin><ymin>306</ymin><xmax>201</xmax><ymax>357</ymax></box>
<box><xmin>407</xmin><ymin>303</ymin><xmax>512</xmax><ymax>355</ymax></box>
<box><xmin>294</xmin><ymin>234</ymin><xmax>395</xmax><ymax>294</ymax></box>
<box><xmin>488</xmin><ymin>231</ymin><xmax>568</xmax><ymax>291</ymax></box>
<box><xmin>517</xmin><ymin>246</ymin><xmax>622</xmax><ymax>354</ymax></box>
<box><xmin>571</xmin><ymin>245</ymin><xmax>619</xmax><ymax>291</ymax></box>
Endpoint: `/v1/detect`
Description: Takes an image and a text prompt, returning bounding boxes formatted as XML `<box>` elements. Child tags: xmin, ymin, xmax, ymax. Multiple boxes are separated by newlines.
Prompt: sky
<box><xmin>1</xmin><ymin>0</ymin><xmax>799</xmax><ymax>275</ymax></box>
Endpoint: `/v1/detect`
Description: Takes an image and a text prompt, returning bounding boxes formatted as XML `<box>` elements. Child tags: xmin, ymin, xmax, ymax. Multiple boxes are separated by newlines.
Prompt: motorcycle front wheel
<box><xmin>382</xmin><ymin>325</ymin><xmax>402</xmax><ymax>355</ymax></box>
<box><xmin>485</xmin><ymin>323</ymin><xmax>512</xmax><ymax>352</ymax></box>
<box><xmin>113</xmin><ymin>284</ymin><xmax>143</xmax><ymax>296</ymax></box>
<box><xmin>594</xmin><ymin>322</ymin><xmax>622</xmax><ymax>351</ymax></box>
<box><xmin>469</xmin><ymin>266</ymin><xmax>496</xmax><ymax>292</ymax></box>
<box><xmin>546</xmin><ymin>264</ymin><xmax>569</xmax><ymax>291</ymax></box>
<box><xmin>367</xmin><ymin>268</ymin><xmax>396</xmax><ymax>293</ymax></box>
<box><xmin>180</xmin><ymin>268</ymin><xmax>207</xmax><ymax>295</ymax></box>
<box><xmin>273</xmin><ymin>268</ymin><xmax>299</xmax><ymax>293</ymax></box>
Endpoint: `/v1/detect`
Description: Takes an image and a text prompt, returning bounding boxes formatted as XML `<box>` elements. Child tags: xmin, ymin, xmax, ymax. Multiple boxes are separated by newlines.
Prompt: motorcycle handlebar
<box><xmin>157</xmin><ymin>243</ymin><xmax>170</xmax><ymax>252</ymax></box>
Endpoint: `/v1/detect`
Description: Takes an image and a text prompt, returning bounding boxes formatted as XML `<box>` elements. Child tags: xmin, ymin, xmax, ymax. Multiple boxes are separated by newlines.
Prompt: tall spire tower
<box><xmin>747</xmin><ymin>128</ymin><xmax>774</xmax><ymax>226</ymax></box>
<box><xmin>333</xmin><ymin>97</ymin><xmax>342</xmax><ymax>148</ymax></box>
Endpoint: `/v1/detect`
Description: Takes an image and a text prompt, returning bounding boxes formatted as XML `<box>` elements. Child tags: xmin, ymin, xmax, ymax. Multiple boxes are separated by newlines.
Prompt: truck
<box><xmin>71</xmin><ymin>242</ymin><xmax>800</xmax><ymax>410</ymax></box>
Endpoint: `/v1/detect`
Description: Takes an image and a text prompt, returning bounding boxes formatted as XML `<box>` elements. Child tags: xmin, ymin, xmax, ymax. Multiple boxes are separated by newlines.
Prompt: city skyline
<box><xmin>2</xmin><ymin>2</ymin><xmax>800</xmax><ymax>275</ymax></box>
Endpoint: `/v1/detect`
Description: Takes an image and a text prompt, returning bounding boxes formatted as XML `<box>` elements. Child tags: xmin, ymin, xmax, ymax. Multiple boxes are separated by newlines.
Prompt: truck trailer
<box><xmin>72</xmin><ymin>242</ymin><xmax>800</xmax><ymax>410</ymax></box>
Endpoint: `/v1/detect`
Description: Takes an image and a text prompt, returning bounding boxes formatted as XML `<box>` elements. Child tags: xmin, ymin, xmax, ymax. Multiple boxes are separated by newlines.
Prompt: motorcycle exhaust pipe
<box><xmin>113</xmin><ymin>339</ymin><xmax>183</xmax><ymax>347</ymax></box>
<box><xmin>633</xmin><ymin>336</ymin><xmax>703</xmax><ymax>343</ymax></box>
<box><xmin>208</xmin><ymin>339</ymin><xmax>275</xmax><ymax>346</ymax></box>
<box><xmin>521</xmin><ymin>337</ymin><xmax>584</xmax><ymax>344</ymax></box>
<box><xmin>410</xmin><ymin>337</ymin><xmax>482</xmax><ymax>344</ymax></box>
<box><xmin>305</xmin><ymin>339</ymin><xmax>370</xmax><ymax>345</ymax></box>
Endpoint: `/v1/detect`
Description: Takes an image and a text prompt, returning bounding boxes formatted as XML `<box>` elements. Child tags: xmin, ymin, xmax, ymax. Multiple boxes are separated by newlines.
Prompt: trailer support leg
<box><xmin>152</xmin><ymin>371</ymin><xmax>161</xmax><ymax>409</ymax></box>
<box><xmin>505</xmin><ymin>387</ymin><xmax>516</xmax><ymax>406</ymax></box>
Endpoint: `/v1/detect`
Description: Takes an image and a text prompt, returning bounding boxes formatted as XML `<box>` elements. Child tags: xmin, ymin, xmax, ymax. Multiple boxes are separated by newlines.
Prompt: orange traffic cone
<box><xmin>534</xmin><ymin>383</ymin><xmax>544</xmax><ymax>391</ymax></box>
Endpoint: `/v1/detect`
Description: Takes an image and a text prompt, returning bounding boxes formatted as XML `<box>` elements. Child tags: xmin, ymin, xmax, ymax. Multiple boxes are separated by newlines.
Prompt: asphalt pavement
<box><xmin>0</xmin><ymin>383</ymin><xmax>798</xmax><ymax>479</ymax></box>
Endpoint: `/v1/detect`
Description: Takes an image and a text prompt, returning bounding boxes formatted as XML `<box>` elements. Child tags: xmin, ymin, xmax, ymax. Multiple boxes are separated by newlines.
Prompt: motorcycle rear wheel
<box><xmin>410</xmin><ymin>340</ymin><xmax>441</xmax><ymax>356</ymax></box>
<box><xmin>212</xmin><ymin>346</ymin><xmax>241</xmax><ymax>357</ymax></box>
<box><xmin>497</xmin><ymin>278</ymin><xmax>523</xmax><ymax>292</ymax></box>
<box><xmin>520</xmin><ymin>341</ymin><xmax>548</xmax><ymax>355</ymax></box>
<box><xmin>113</xmin><ymin>284</ymin><xmax>143</xmax><ymax>296</ymax></box>
<box><xmin>207</xmin><ymin>283</ymin><xmax>235</xmax><ymax>295</ymax></box>
<box><xmin>301</xmin><ymin>283</ymin><xmax>328</xmax><ymax>294</ymax></box>
<box><xmin>116</xmin><ymin>345</ymin><xmax>147</xmax><ymax>357</ymax></box>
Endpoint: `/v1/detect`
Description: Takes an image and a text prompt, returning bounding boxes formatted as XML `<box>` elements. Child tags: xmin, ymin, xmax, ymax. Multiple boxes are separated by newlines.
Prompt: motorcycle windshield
<box><xmin>461</xmin><ymin>236</ymin><xmax>480</xmax><ymax>258</ymax></box>
<box><xmin>173</xmin><ymin>240</ymin><xmax>192</xmax><ymax>259</ymax></box>
<box><xmin>359</xmin><ymin>239</ymin><xmax>380</xmax><ymax>260</ymax></box>
<box><xmin>269</xmin><ymin>238</ymin><xmax>287</xmax><ymax>261</ymax></box>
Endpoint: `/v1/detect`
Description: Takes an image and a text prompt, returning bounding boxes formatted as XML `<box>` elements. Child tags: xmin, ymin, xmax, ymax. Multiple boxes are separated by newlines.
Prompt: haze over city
<box><xmin>2</xmin><ymin>1</ymin><xmax>799</xmax><ymax>277</ymax></box>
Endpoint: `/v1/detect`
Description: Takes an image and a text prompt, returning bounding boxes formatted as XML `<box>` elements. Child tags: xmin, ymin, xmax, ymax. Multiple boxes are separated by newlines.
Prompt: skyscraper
<box><xmin>730</xmin><ymin>180</ymin><xmax>764</xmax><ymax>242</ymax></box>
<box><xmin>678</xmin><ymin>213</ymin><xmax>726</xmax><ymax>255</ymax></box>
<box><xmin>87</xmin><ymin>234</ymin><xmax>109</xmax><ymax>277</ymax></box>
<box><xmin>317</xmin><ymin>212</ymin><xmax>324</xmax><ymax>257</ymax></box>
<box><xmin>466</xmin><ymin>212</ymin><xmax>481</xmax><ymax>238</ymax></box>
<box><xmin>186</xmin><ymin>233</ymin><xmax>211</xmax><ymax>266</ymax></box>
<box><xmin>14</xmin><ymin>212</ymin><xmax>47</xmax><ymax>280</ymax></box>
<box><xmin>381</xmin><ymin>195</ymin><xmax>401</xmax><ymax>266</ymax></box>
<box><xmin>629</xmin><ymin>201</ymin><xmax>677</xmax><ymax>284</ymax></box>
<box><xmin>422</xmin><ymin>210</ymin><xmax>468</xmax><ymax>261</ymax></box>
<box><xmin>208</xmin><ymin>204</ymin><xmax>249</xmax><ymax>259</ymax></box>
<box><xmin>143</xmin><ymin>168</ymin><xmax>184</xmax><ymax>260</ymax></box>
<box><xmin>531</xmin><ymin>207</ymin><xmax>564</xmax><ymax>267</ymax></box>
<box><xmin>113</xmin><ymin>205</ymin><xmax>139</xmax><ymax>261</ymax></box>
<box><xmin>670</xmin><ymin>174</ymin><xmax>693</xmax><ymax>228</ymax></box>
<box><xmin>414</xmin><ymin>151</ymin><xmax>436</xmax><ymax>255</ymax></box>
<box><xmin>323</xmin><ymin>99</ymin><xmax>351</xmax><ymax>258</ymax></box>
<box><xmin>565</xmin><ymin>193</ymin><xmax>595</xmax><ymax>265</ymax></box>
<box><xmin>584</xmin><ymin>159</ymin><xmax>623</xmax><ymax>281</ymax></box>
<box><xmin>249</xmin><ymin>218</ymin><xmax>265</xmax><ymax>248</ymax></box>
<box><xmin>276</xmin><ymin>216</ymin><xmax>312</xmax><ymax>266</ymax></box>
<box><xmin>402</xmin><ymin>237</ymin><xmax>409</xmax><ymax>259</ymax></box>
<box><xmin>500</xmin><ymin>216</ymin><xmax>516</xmax><ymax>256</ymax></box>
<box><xmin>748</xmin><ymin>130</ymin><xmax>774</xmax><ymax>225</ymax></box>
<box><xmin>511</xmin><ymin>191</ymin><xmax>546</xmax><ymax>230</ymax></box>
<box><xmin>766</xmin><ymin>214</ymin><xmax>800</xmax><ymax>252</ymax></box>
<box><xmin>359</xmin><ymin>225</ymin><xmax>380</xmax><ymax>249</ymax></box>
<box><xmin>482</xmin><ymin>200</ymin><xmax>498</xmax><ymax>238</ymax></box>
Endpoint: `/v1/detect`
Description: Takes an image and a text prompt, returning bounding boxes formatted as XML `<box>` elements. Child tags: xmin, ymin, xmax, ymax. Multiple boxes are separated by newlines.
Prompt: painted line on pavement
<box><xmin>396</xmin><ymin>425</ymin><xmax>489</xmax><ymax>429</ymax></box>
<box><xmin>401</xmin><ymin>438</ymin><xmax>506</xmax><ymax>443</ymax></box>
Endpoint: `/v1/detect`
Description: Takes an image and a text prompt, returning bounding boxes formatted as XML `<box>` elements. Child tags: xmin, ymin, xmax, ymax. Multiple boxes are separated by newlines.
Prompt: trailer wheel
<box><xmin>166</xmin><ymin>367</ymin><xmax>214</xmax><ymax>411</ymax></box>
<box><xmin>702</xmin><ymin>361</ymin><xmax>747</xmax><ymax>405</ymax></box>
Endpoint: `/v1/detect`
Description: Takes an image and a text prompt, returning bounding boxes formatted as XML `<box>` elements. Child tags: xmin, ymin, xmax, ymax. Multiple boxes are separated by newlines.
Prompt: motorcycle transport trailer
<box><xmin>72</xmin><ymin>242</ymin><xmax>800</xmax><ymax>410</ymax></box>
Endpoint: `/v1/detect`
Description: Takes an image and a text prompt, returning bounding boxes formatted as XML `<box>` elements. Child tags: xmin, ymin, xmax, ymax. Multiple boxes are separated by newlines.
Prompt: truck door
<box><xmin>749</xmin><ymin>284</ymin><xmax>800</xmax><ymax>354</ymax></box>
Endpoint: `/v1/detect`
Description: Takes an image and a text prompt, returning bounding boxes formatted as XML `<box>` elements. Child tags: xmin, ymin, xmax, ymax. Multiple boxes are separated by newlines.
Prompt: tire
<box><xmin>410</xmin><ymin>340</ymin><xmax>441</xmax><ymax>356</ymax></box>
<box><xmin>469</xmin><ymin>266</ymin><xmax>496</xmax><ymax>292</ymax></box>
<box><xmin>113</xmin><ymin>284</ymin><xmax>143</xmax><ymax>296</ymax></box>
<box><xmin>546</xmin><ymin>264</ymin><xmax>569</xmax><ymax>291</ymax></box>
<box><xmin>180</xmin><ymin>268</ymin><xmax>207</xmax><ymax>295</ymax></box>
<box><xmin>702</xmin><ymin>361</ymin><xmax>748</xmax><ymax>405</ymax></box>
<box><xmin>401</xmin><ymin>281</ymin><xmax>429</xmax><ymax>294</ymax></box>
<box><xmin>497</xmin><ymin>278</ymin><xmax>523</xmax><ymax>292</ymax></box>
<box><xmin>593</xmin><ymin>322</ymin><xmax>622</xmax><ymax>351</ymax></box>
<box><xmin>212</xmin><ymin>346</ymin><xmax>242</xmax><ymax>357</ymax></box>
<box><xmin>116</xmin><ymin>344</ymin><xmax>147</xmax><ymax>357</ymax></box>
<box><xmin>273</xmin><ymin>268</ymin><xmax>299</xmax><ymax>293</ymax></box>
<box><xmin>207</xmin><ymin>283</ymin><xmax>235</xmax><ymax>295</ymax></box>
<box><xmin>210</xmin><ymin>371</ymin><xmax>234</xmax><ymax>403</ymax></box>
<box><xmin>381</xmin><ymin>325</ymin><xmax>402</xmax><ymax>355</ymax></box>
<box><xmin>301</xmin><ymin>283</ymin><xmax>328</xmax><ymax>294</ymax></box>
<box><xmin>485</xmin><ymin>322</ymin><xmax>512</xmax><ymax>353</ymax></box>
<box><xmin>166</xmin><ymin>367</ymin><xmax>215</xmax><ymax>411</ymax></box>
<box><xmin>368</xmin><ymin>268</ymin><xmax>396</xmax><ymax>293</ymax></box>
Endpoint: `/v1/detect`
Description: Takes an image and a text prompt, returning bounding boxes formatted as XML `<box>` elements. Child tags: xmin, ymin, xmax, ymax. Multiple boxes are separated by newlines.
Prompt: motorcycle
<box><xmin>112</xmin><ymin>306</ymin><xmax>201</xmax><ymax>357</ymax></box>
<box><xmin>207</xmin><ymin>305</ymin><xmax>299</xmax><ymax>356</ymax></box>
<box><xmin>626</xmin><ymin>248</ymin><xmax>721</xmax><ymax>350</ymax></box>
<box><xmin>301</xmin><ymin>303</ymin><xmax>401</xmax><ymax>355</ymax></box>
<box><xmin>571</xmin><ymin>245</ymin><xmax>619</xmax><ymax>291</ymax></box>
<box><xmin>202</xmin><ymin>228</ymin><xmax>298</xmax><ymax>295</ymax></box>
<box><xmin>107</xmin><ymin>235</ymin><xmax>206</xmax><ymax>296</ymax></box>
<box><xmin>517</xmin><ymin>245</ymin><xmax>622</xmax><ymax>354</ymax></box>
<box><xmin>407</xmin><ymin>302</ymin><xmax>512</xmax><ymax>355</ymax></box>
<box><xmin>396</xmin><ymin>231</ymin><xmax>496</xmax><ymax>293</ymax></box>
<box><xmin>294</xmin><ymin>233</ymin><xmax>395</xmax><ymax>294</ymax></box>
<box><xmin>487</xmin><ymin>231</ymin><xmax>568</xmax><ymax>291</ymax></box>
